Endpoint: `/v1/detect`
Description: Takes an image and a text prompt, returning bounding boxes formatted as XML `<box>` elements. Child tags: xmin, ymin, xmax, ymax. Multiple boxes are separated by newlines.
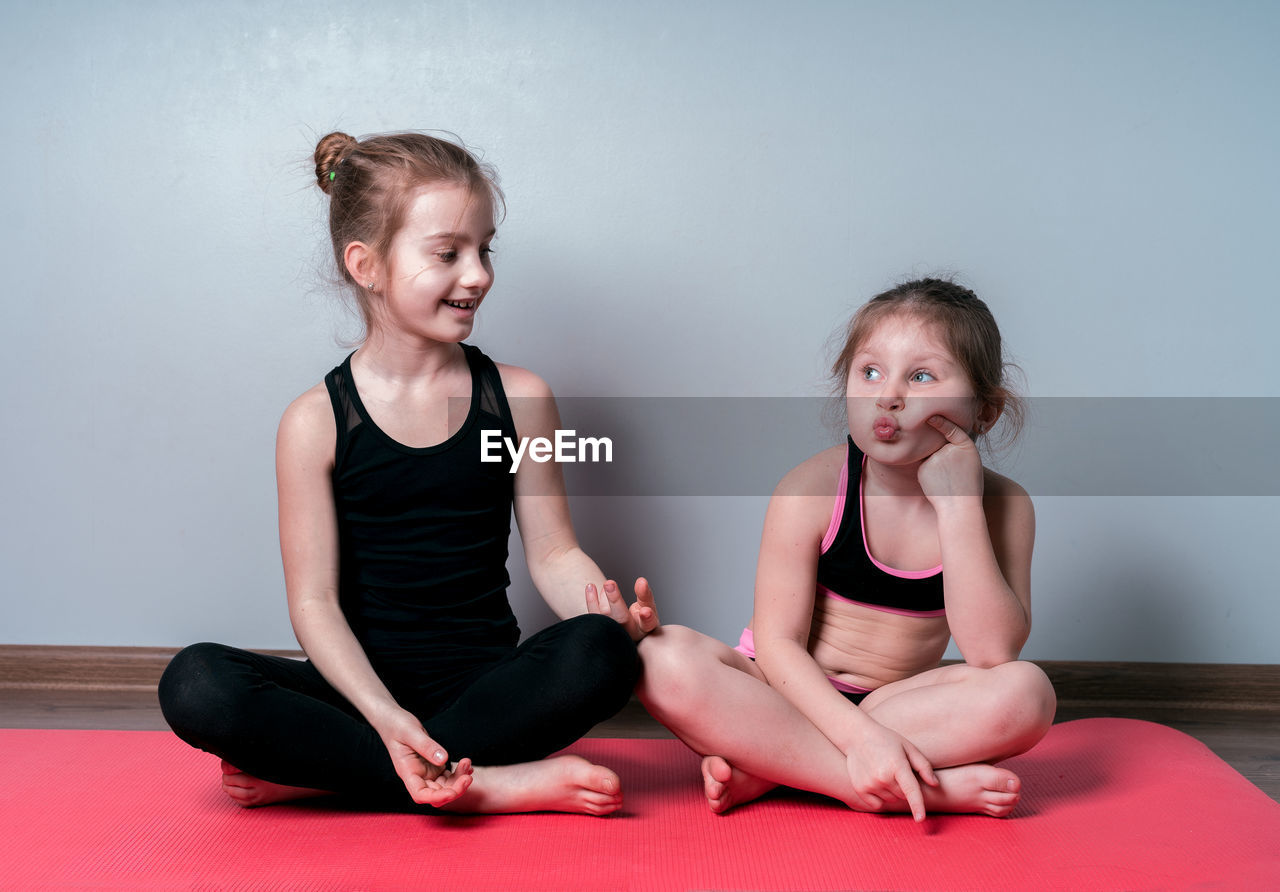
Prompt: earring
<box><xmin>366</xmin><ymin>282</ymin><xmax>376</xmax><ymax>291</ymax></box>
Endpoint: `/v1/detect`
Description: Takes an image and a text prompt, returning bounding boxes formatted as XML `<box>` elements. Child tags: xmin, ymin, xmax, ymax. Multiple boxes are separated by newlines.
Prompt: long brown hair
<box><xmin>831</xmin><ymin>278</ymin><xmax>1025</xmax><ymax>446</ymax></box>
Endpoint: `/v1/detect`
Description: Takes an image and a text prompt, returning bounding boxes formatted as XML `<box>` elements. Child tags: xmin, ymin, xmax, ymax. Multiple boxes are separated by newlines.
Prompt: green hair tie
<box><xmin>328</xmin><ymin>170</ymin><xmax>337</xmax><ymax>182</ymax></box>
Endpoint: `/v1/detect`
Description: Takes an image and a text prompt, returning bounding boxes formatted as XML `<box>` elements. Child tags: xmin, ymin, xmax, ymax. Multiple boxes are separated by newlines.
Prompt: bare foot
<box><xmin>219</xmin><ymin>760</ymin><xmax>331</xmax><ymax>808</ymax></box>
<box><xmin>701</xmin><ymin>755</ymin><xmax>777</xmax><ymax>815</ymax></box>
<box><xmin>438</xmin><ymin>754</ymin><xmax>623</xmax><ymax>816</ymax></box>
<box><xmin>700</xmin><ymin>757</ymin><xmax>1019</xmax><ymax>818</ymax></box>
<box><xmin>915</xmin><ymin>763</ymin><xmax>1021</xmax><ymax>817</ymax></box>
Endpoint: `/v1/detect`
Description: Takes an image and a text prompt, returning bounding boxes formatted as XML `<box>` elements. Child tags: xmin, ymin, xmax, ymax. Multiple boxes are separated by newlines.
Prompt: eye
<box><xmin>911</xmin><ymin>371</ymin><xmax>936</xmax><ymax>383</ymax></box>
<box><xmin>480</xmin><ymin>245</ymin><xmax>495</xmax><ymax>258</ymax></box>
<box><xmin>860</xmin><ymin>366</ymin><xmax>881</xmax><ymax>382</ymax></box>
<box><xmin>435</xmin><ymin>250</ymin><xmax>458</xmax><ymax>262</ymax></box>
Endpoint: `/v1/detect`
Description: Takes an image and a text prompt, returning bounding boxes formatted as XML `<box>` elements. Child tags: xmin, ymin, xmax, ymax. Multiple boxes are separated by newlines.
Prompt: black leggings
<box><xmin>158</xmin><ymin>613</ymin><xmax>638</xmax><ymax>809</ymax></box>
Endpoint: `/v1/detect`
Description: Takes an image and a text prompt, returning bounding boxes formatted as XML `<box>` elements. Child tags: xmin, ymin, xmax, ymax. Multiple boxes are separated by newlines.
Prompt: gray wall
<box><xmin>2</xmin><ymin>1</ymin><xmax>1276</xmax><ymax>662</ymax></box>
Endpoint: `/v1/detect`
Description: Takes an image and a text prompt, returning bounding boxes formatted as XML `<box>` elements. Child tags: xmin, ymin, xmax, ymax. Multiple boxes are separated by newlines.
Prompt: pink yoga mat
<box><xmin>1</xmin><ymin>718</ymin><xmax>1276</xmax><ymax>890</ymax></box>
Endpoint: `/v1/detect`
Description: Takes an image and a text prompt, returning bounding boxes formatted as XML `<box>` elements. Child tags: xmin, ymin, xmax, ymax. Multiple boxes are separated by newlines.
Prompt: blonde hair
<box><xmin>313</xmin><ymin>131</ymin><xmax>504</xmax><ymax>336</ymax></box>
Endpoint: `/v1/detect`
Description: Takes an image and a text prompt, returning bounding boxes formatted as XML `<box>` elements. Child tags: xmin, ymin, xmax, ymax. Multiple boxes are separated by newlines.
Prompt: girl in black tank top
<box><xmin>159</xmin><ymin>130</ymin><xmax>658</xmax><ymax>817</ymax></box>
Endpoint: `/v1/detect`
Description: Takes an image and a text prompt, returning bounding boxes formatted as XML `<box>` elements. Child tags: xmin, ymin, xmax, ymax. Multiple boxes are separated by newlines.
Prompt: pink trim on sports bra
<box><xmin>819</xmin><ymin>455</ymin><xmax>849</xmax><ymax>554</ymax></box>
<box><xmin>733</xmin><ymin>627</ymin><xmax>873</xmax><ymax>696</ymax></box>
<box><xmin>858</xmin><ymin>455</ymin><xmax>943</xmax><ymax>580</ymax></box>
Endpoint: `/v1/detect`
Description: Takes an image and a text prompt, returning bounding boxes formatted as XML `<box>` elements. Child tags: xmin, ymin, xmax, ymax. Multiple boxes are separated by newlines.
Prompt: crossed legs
<box><xmin>159</xmin><ymin>615</ymin><xmax>639</xmax><ymax>815</ymax></box>
<box><xmin>636</xmin><ymin>625</ymin><xmax>1056</xmax><ymax>816</ymax></box>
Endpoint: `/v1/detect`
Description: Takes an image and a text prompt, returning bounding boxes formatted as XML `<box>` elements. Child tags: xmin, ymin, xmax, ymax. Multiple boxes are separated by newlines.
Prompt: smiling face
<box><xmin>369</xmin><ymin>183</ymin><xmax>496</xmax><ymax>344</ymax></box>
<box><xmin>845</xmin><ymin>312</ymin><xmax>989</xmax><ymax>466</ymax></box>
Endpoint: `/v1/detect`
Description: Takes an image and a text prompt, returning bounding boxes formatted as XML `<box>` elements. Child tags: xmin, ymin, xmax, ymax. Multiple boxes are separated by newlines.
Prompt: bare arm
<box><xmin>276</xmin><ymin>388</ymin><xmax>472</xmax><ymax>805</ymax></box>
<box><xmin>752</xmin><ymin>453</ymin><xmax>936</xmax><ymax>820</ymax></box>
<box><xmin>919</xmin><ymin>415</ymin><xmax>1034</xmax><ymax>666</ymax></box>
<box><xmin>502</xmin><ymin>365</ymin><xmax>656</xmax><ymax>638</ymax></box>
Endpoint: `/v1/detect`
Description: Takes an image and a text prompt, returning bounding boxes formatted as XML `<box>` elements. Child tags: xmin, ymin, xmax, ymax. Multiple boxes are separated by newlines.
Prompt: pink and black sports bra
<box><xmin>815</xmin><ymin>437</ymin><xmax>946</xmax><ymax>617</ymax></box>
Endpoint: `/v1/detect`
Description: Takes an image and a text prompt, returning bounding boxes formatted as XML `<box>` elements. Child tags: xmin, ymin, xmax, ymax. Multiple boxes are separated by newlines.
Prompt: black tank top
<box><xmin>324</xmin><ymin>344</ymin><xmax>521</xmax><ymax>704</ymax></box>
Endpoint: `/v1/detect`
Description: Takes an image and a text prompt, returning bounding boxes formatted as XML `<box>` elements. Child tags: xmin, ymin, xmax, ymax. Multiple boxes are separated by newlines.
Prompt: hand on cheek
<box><xmin>917</xmin><ymin>415</ymin><xmax>984</xmax><ymax>501</ymax></box>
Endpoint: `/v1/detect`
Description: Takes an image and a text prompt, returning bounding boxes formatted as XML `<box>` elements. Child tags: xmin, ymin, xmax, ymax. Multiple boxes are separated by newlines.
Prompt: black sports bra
<box><xmin>814</xmin><ymin>438</ymin><xmax>946</xmax><ymax>616</ymax></box>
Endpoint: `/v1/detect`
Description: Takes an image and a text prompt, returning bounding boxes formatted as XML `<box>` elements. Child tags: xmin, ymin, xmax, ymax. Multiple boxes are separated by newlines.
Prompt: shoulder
<box><xmin>495</xmin><ymin>362</ymin><xmax>558</xmax><ymax>437</ymax></box>
<box><xmin>982</xmin><ymin>467</ymin><xmax>1035</xmax><ymax>533</ymax></box>
<box><xmin>764</xmin><ymin>444</ymin><xmax>844</xmax><ymax>538</ymax></box>
<box><xmin>495</xmin><ymin>361</ymin><xmax>554</xmax><ymax>400</ymax></box>
<box><xmin>773</xmin><ymin>444</ymin><xmax>845</xmax><ymax>498</ymax></box>
<box><xmin>982</xmin><ymin>467</ymin><xmax>1032</xmax><ymax>506</ymax></box>
<box><xmin>277</xmin><ymin>382</ymin><xmax>336</xmax><ymax>465</ymax></box>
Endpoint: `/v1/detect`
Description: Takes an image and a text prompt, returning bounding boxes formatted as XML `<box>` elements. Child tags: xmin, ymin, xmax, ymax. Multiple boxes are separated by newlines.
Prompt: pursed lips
<box><xmin>873</xmin><ymin>415</ymin><xmax>899</xmax><ymax>441</ymax></box>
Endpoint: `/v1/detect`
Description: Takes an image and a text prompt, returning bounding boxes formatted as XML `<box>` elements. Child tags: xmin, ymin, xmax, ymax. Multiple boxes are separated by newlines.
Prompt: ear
<box><xmin>975</xmin><ymin>396</ymin><xmax>1004</xmax><ymax>436</ymax></box>
<box><xmin>343</xmin><ymin>241</ymin><xmax>381</xmax><ymax>291</ymax></box>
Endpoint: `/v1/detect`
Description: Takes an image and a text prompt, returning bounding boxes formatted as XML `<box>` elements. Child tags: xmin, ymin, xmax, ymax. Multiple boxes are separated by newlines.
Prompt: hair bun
<box><xmin>315</xmin><ymin>132</ymin><xmax>359</xmax><ymax>194</ymax></box>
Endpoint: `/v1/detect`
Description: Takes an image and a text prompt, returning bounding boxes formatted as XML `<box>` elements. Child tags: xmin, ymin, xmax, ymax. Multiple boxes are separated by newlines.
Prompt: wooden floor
<box><xmin>3</xmin><ymin>687</ymin><xmax>1277</xmax><ymax>804</ymax></box>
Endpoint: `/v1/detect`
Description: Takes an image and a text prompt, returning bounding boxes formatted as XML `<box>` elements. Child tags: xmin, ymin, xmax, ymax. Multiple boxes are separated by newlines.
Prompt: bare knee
<box><xmin>1000</xmin><ymin>660</ymin><xmax>1057</xmax><ymax>723</ymax></box>
<box><xmin>636</xmin><ymin>625</ymin><xmax>728</xmax><ymax>716</ymax></box>
<box><xmin>636</xmin><ymin>624</ymin><xmax>707</xmax><ymax>690</ymax></box>
<box><xmin>988</xmin><ymin>661</ymin><xmax>1057</xmax><ymax>754</ymax></box>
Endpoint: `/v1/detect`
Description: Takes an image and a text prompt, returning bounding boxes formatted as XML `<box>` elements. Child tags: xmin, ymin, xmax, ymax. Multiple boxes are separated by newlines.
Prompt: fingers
<box><xmin>589</xmin><ymin>576</ymin><xmax>662</xmax><ymax>639</ymax></box>
<box><xmin>927</xmin><ymin>414</ymin><xmax>971</xmax><ymax>445</ymax></box>
<box><xmin>907</xmin><ymin>746</ymin><xmax>939</xmax><ymax>788</ymax></box>
<box><xmin>602</xmin><ymin>580</ymin><xmax>628</xmax><ymax>613</ymax></box>
<box><xmin>392</xmin><ymin>748</ymin><xmax>440</xmax><ymax>794</ymax></box>
<box><xmin>584</xmin><ymin>582</ymin><xmax>604</xmax><ymax>615</ymax></box>
<box><xmin>411</xmin><ymin>758</ymin><xmax>475</xmax><ymax>806</ymax></box>
<box><xmin>586</xmin><ymin>581</ymin><xmax>630</xmax><ymax>622</ymax></box>
<box><xmin>407</xmin><ymin>727</ymin><xmax>449</xmax><ymax>767</ymax></box>
<box><xmin>398</xmin><ymin>763</ymin><xmax>433</xmax><ymax>802</ymax></box>
<box><xmin>634</xmin><ymin>577</ymin><xmax>657</xmax><ymax>610</ymax></box>
<box><xmin>630</xmin><ymin>601</ymin><xmax>658</xmax><ymax>635</ymax></box>
<box><xmin>384</xmin><ymin>715</ymin><xmax>459</xmax><ymax>802</ymax></box>
<box><xmin>631</xmin><ymin>577</ymin><xmax>660</xmax><ymax>634</ymax></box>
<box><xmin>896</xmin><ymin>767</ymin><xmax>928</xmax><ymax>823</ymax></box>
<box><xmin>585</xmin><ymin>581</ymin><xmax>619</xmax><ymax>616</ymax></box>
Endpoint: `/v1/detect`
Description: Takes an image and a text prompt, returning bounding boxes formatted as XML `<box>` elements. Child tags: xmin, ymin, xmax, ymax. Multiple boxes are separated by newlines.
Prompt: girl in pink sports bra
<box><xmin>636</xmin><ymin>278</ymin><xmax>1057</xmax><ymax>821</ymax></box>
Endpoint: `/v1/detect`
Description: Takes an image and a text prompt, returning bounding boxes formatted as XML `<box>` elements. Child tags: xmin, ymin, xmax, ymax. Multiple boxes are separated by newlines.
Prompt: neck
<box><xmin>861</xmin><ymin>455</ymin><xmax>929</xmax><ymax>501</ymax></box>
<box><xmin>355</xmin><ymin>328</ymin><xmax>464</xmax><ymax>382</ymax></box>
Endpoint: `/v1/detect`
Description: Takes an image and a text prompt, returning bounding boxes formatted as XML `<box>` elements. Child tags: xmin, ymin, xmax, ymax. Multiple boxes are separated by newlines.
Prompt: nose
<box><xmin>875</xmin><ymin>382</ymin><xmax>904</xmax><ymax>412</ymax></box>
<box><xmin>459</xmin><ymin>250</ymin><xmax>493</xmax><ymax>293</ymax></box>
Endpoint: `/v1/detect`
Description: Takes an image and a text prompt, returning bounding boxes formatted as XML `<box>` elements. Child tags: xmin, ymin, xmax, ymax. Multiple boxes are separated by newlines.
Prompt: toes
<box><xmin>591</xmin><ymin>769</ymin><xmax>620</xmax><ymax>796</ymax></box>
<box><xmin>585</xmin><ymin>798</ymin><xmax>622</xmax><ymax>817</ymax></box>
<box><xmin>702</xmin><ymin>756</ymin><xmax>732</xmax><ymax>784</ymax></box>
<box><xmin>584</xmin><ymin>791</ymin><xmax>623</xmax><ymax>811</ymax></box>
<box><xmin>703</xmin><ymin>781</ymin><xmax>728</xmax><ymax>809</ymax></box>
<box><xmin>221</xmin><ymin>785</ymin><xmax>255</xmax><ymax>807</ymax></box>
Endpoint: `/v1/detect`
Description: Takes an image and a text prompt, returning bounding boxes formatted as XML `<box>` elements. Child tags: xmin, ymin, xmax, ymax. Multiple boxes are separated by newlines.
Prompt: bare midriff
<box><xmin>806</xmin><ymin>594</ymin><xmax>950</xmax><ymax>692</ymax></box>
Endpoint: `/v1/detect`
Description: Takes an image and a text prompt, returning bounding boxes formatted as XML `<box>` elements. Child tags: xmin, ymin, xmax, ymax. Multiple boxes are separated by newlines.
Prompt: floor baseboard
<box><xmin>0</xmin><ymin>646</ymin><xmax>303</xmax><ymax>692</ymax></box>
<box><xmin>1</xmin><ymin>646</ymin><xmax>1276</xmax><ymax>711</ymax></box>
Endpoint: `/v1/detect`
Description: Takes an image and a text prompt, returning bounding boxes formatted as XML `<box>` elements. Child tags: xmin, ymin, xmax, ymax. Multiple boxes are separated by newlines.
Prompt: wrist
<box><xmin>930</xmin><ymin>495</ymin><xmax>985</xmax><ymax>523</ymax></box>
<box><xmin>367</xmin><ymin>700</ymin><xmax>412</xmax><ymax>734</ymax></box>
<box><xmin>830</xmin><ymin>707</ymin><xmax>876</xmax><ymax>752</ymax></box>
